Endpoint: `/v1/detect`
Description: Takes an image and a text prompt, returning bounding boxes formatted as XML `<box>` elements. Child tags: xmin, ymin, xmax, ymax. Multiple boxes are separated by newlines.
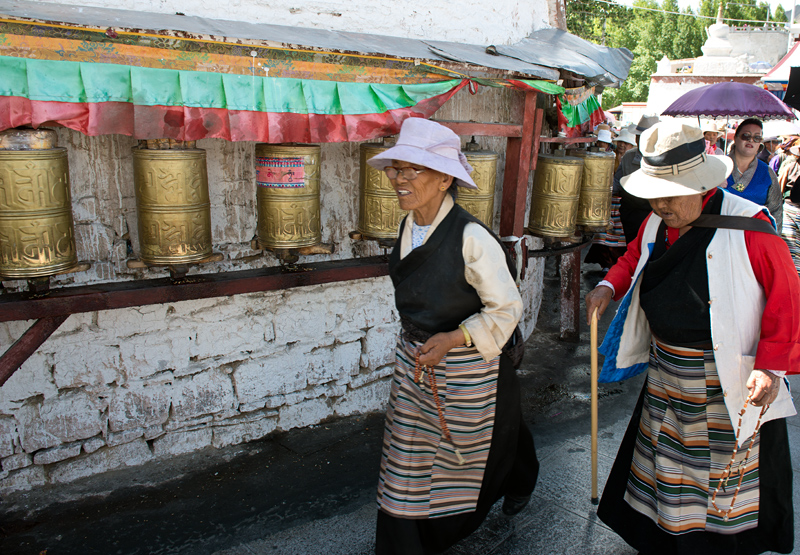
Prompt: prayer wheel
<box><xmin>526</xmin><ymin>154</ymin><xmax>584</xmax><ymax>238</ymax></box>
<box><xmin>458</xmin><ymin>147</ymin><xmax>498</xmax><ymax>227</ymax></box>
<box><xmin>0</xmin><ymin>129</ymin><xmax>78</xmax><ymax>278</ymax></box>
<box><xmin>572</xmin><ymin>150</ymin><xmax>615</xmax><ymax>230</ymax></box>
<box><xmin>255</xmin><ymin>144</ymin><xmax>321</xmax><ymax>249</ymax></box>
<box><xmin>357</xmin><ymin>143</ymin><xmax>407</xmax><ymax>240</ymax></box>
<box><xmin>132</xmin><ymin>146</ymin><xmax>213</xmax><ymax>265</ymax></box>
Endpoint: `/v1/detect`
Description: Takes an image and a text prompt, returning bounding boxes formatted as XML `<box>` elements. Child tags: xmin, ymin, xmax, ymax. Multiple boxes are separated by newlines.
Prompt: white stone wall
<box><xmin>729</xmin><ymin>28</ymin><xmax>789</xmax><ymax>68</ymax></box>
<box><xmin>0</xmin><ymin>85</ymin><xmax>545</xmax><ymax>492</ymax></box>
<box><xmin>31</xmin><ymin>0</ymin><xmax>552</xmax><ymax>45</ymax></box>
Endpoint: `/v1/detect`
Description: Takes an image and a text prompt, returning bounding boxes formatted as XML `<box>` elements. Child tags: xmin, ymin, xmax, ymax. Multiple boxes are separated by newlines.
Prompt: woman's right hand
<box><xmin>585</xmin><ymin>285</ymin><xmax>613</xmax><ymax>325</ymax></box>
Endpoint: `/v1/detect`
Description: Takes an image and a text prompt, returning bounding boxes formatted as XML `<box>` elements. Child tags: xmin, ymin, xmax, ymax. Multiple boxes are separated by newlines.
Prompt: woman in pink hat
<box><xmin>367</xmin><ymin>117</ymin><xmax>539</xmax><ymax>554</ymax></box>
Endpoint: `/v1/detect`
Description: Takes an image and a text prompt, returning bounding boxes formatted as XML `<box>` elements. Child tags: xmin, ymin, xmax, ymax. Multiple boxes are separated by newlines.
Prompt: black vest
<box><xmin>639</xmin><ymin>190</ymin><xmax>723</xmax><ymax>346</ymax></box>
<box><xmin>389</xmin><ymin>205</ymin><xmax>514</xmax><ymax>335</ymax></box>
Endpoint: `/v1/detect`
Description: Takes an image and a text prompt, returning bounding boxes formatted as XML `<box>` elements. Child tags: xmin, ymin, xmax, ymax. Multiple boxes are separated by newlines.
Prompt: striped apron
<box><xmin>376</xmin><ymin>336</ymin><xmax>499</xmax><ymax>519</ymax></box>
<box><xmin>625</xmin><ymin>340</ymin><xmax>761</xmax><ymax>535</ymax></box>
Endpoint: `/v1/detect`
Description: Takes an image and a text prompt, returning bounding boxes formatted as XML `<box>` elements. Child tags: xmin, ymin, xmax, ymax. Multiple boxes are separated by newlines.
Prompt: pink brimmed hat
<box><xmin>366</xmin><ymin>118</ymin><xmax>478</xmax><ymax>189</ymax></box>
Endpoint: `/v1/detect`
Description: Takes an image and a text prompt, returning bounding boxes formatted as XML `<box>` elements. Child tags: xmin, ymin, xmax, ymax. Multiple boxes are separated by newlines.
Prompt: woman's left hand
<box><xmin>747</xmin><ymin>369</ymin><xmax>782</xmax><ymax>406</ymax></box>
<box><xmin>418</xmin><ymin>330</ymin><xmax>466</xmax><ymax>367</ymax></box>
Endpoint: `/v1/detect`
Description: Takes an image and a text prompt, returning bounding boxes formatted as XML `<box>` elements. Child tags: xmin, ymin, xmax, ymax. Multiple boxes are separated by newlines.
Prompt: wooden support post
<box><xmin>558</xmin><ymin>249</ymin><xmax>581</xmax><ymax>342</ymax></box>
<box><xmin>530</xmin><ymin>107</ymin><xmax>544</xmax><ymax>171</ymax></box>
<box><xmin>0</xmin><ymin>315</ymin><xmax>68</xmax><ymax>386</ymax></box>
<box><xmin>500</xmin><ymin>91</ymin><xmax>537</xmax><ymax>238</ymax></box>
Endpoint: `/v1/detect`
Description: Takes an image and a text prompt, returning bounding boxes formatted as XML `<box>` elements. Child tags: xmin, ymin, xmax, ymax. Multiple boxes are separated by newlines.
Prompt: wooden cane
<box><xmin>591</xmin><ymin>307</ymin><xmax>599</xmax><ymax>504</ymax></box>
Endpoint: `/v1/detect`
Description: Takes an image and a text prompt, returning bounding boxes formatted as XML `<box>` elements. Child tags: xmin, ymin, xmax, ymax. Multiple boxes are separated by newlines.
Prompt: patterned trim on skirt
<box><xmin>625</xmin><ymin>339</ymin><xmax>761</xmax><ymax>535</ymax></box>
<box><xmin>376</xmin><ymin>336</ymin><xmax>498</xmax><ymax>519</ymax></box>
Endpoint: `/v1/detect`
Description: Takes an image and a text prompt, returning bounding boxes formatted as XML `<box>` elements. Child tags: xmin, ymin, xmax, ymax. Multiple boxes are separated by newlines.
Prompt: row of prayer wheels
<box><xmin>0</xmin><ymin>128</ymin><xmax>611</xmax><ymax>281</ymax></box>
<box><xmin>527</xmin><ymin>149</ymin><xmax>615</xmax><ymax>238</ymax></box>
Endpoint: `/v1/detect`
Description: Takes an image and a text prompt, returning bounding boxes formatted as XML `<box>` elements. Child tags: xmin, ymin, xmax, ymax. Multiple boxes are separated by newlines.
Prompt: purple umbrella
<box><xmin>661</xmin><ymin>81</ymin><xmax>795</xmax><ymax>121</ymax></box>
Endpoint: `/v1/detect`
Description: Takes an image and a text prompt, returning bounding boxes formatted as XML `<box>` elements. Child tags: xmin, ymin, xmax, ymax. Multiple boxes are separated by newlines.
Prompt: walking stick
<box><xmin>591</xmin><ymin>308</ymin><xmax>599</xmax><ymax>505</ymax></box>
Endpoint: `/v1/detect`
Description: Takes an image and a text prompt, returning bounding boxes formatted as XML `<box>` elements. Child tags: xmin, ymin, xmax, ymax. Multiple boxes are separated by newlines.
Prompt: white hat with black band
<box><xmin>621</xmin><ymin>121</ymin><xmax>734</xmax><ymax>199</ymax></box>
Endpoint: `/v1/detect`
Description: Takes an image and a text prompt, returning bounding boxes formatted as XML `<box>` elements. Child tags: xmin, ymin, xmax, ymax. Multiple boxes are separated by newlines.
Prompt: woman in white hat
<box><xmin>585</xmin><ymin>121</ymin><xmax>800</xmax><ymax>555</ymax></box>
<box><xmin>367</xmin><ymin>117</ymin><xmax>539</xmax><ymax>555</ymax></box>
<box><xmin>700</xmin><ymin>120</ymin><xmax>723</xmax><ymax>155</ymax></box>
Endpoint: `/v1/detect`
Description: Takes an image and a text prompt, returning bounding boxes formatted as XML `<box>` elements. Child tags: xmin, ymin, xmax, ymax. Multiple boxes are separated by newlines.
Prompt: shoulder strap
<box><xmin>690</xmin><ymin>214</ymin><xmax>779</xmax><ymax>236</ymax></box>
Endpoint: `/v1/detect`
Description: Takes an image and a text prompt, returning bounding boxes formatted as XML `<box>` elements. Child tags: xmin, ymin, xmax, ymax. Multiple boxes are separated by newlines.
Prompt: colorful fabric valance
<box><xmin>0</xmin><ymin>19</ymin><xmax>467</xmax><ymax>143</ymax></box>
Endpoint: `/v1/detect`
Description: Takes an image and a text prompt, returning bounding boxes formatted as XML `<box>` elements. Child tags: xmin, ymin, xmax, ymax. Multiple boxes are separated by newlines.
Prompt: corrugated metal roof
<box><xmin>0</xmin><ymin>0</ymin><xmax>632</xmax><ymax>86</ymax></box>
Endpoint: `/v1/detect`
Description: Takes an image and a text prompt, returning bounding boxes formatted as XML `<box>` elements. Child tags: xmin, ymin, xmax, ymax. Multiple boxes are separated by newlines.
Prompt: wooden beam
<box><xmin>539</xmin><ymin>137</ymin><xmax>597</xmax><ymax>144</ymax></box>
<box><xmin>0</xmin><ymin>256</ymin><xmax>389</xmax><ymax>323</ymax></box>
<box><xmin>432</xmin><ymin>120</ymin><xmax>523</xmax><ymax>138</ymax></box>
<box><xmin>499</xmin><ymin>90</ymin><xmax>537</xmax><ymax>238</ymax></box>
<box><xmin>0</xmin><ymin>315</ymin><xmax>68</xmax><ymax>386</ymax></box>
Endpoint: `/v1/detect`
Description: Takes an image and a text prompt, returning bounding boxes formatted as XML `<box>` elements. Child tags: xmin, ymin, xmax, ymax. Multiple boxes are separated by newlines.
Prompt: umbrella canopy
<box><xmin>661</xmin><ymin>81</ymin><xmax>795</xmax><ymax>121</ymax></box>
<box><xmin>762</xmin><ymin>119</ymin><xmax>800</xmax><ymax>138</ymax></box>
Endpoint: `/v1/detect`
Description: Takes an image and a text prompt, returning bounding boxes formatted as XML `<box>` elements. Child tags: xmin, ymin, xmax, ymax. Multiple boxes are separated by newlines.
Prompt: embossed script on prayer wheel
<box><xmin>457</xmin><ymin>150</ymin><xmax>498</xmax><ymax>227</ymax></box>
<box><xmin>132</xmin><ymin>148</ymin><xmax>213</xmax><ymax>265</ymax></box>
<box><xmin>0</xmin><ymin>146</ymin><xmax>78</xmax><ymax>278</ymax></box>
<box><xmin>572</xmin><ymin>150</ymin><xmax>614</xmax><ymax>230</ymax></box>
<box><xmin>357</xmin><ymin>143</ymin><xmax>407</xmax><ymax>240</ymax></box>
<box><xmin>255</xmin><ymin>144</ymin><xmax>321</xmax><ymax>249</ymax></box>
<box><xmin>526</xmin><ymin>154</ymin><xmax>584</xmax><ymax>238</ymax></box>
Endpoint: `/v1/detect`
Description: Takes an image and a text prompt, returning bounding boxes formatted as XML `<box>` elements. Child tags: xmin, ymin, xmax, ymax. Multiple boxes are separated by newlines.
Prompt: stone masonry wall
<box><xmin>0</xmin><ymin>85</ymin><xmax>545</xmax><ymax>492</ymax></box>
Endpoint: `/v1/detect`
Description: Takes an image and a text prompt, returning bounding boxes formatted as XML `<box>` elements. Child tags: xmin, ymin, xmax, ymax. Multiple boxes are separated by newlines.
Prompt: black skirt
<box><xmin>597</xmin><ymin>384</ymin><xmax>795</xmax><ymax>555</ymax></box>
<box><xmin>375</xmin><ymin>354</ymin><xmax>539</xmax><ymax>555</ymax></box>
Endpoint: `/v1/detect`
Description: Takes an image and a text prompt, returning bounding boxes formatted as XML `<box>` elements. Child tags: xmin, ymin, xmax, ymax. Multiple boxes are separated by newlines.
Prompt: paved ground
<box><xmin>1</xmin><ymin>256</ymin><xmax>799</xmax><ymax>555</ymax></box>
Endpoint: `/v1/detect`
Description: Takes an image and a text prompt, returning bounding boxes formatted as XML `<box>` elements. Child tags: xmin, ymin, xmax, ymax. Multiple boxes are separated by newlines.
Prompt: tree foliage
<box><xmin>566</xmin><ymin>0</ymin><xmax>787</xmax><ymax>108</ymax></box>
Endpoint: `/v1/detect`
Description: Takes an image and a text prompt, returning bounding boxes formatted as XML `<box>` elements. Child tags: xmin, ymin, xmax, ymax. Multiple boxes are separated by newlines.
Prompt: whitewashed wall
<box><xmin>31</xmin><ymin>0</ymin><xmax>552</xmax><ymax>45</ymax></box>
<box><xmin>0</xmin><ymin>85</ymin><xmax>545</xmax><ymax>492</ymax></box>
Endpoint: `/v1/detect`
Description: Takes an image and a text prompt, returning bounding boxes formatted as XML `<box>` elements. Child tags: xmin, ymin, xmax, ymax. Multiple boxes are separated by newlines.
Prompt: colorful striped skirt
<box><xmin>592</xmin><ymin>195</ymin><xmax>627</xmax><ymax>248</ymax></box>
<box><xmin>598</xmin><ymin>338</ymin><xmax>795</xmax><ymax>555</ymax></box>
<box><xmin>625</xmin><ymin>340</ymin><xmax>760</xmax><ymax>534</ymax></box>
<box><xmin>376</xmin><ymin>337</ymin><xmax>498</xmax><ymax>519</ymax></box>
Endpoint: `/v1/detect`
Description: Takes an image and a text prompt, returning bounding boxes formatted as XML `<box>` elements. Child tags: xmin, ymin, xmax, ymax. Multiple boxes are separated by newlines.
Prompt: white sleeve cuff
<box><xmin>597</xmin><ymin>280</ymin><xmax>615</xmax><ymax>296</ymax></box>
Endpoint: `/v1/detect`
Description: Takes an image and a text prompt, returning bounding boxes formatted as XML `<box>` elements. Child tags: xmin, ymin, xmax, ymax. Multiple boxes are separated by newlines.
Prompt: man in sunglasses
<box><xmin>727</xmin><ymin>118</ymin><xmax>783</xmax><ymax>225</ymax></box>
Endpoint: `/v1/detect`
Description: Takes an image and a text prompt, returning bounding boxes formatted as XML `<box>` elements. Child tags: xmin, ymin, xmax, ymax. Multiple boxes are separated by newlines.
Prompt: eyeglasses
<box><xmin>738</xmin><ymin>133</ymin><xmax>763</xmax><ymax>143</ymax></box>
<box><xmin>383</xmin><ymin>167</ymin><xmax>426</xmax><ymax>180</ymax></box>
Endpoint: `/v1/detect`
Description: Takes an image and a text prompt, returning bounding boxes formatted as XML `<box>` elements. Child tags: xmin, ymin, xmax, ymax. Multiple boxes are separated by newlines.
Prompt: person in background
<box><xmin>759</xmin><ymin>135</ymin><xmax>780</xmax><ymax>164</ymax></box>
<box><xmin>727</xmin><ymin>118</ymin><xmax>783</xmax><ymax>224</ymax></box>
<box><xmin>367</xmin><ymin>118</ymin><xmax>539</xmax><ymax>555</ymax></box>
<box><xmin>613</xmin><ymin>127</ymin><xmax>636</xmax><ymax>172</ymax></box>
<box><xmin>615</xmin><ymin>115</ymin><xmax>659</xmax><ymax>243</ymax></box>
<box><xmin>596</xmin><ymin>124</ymin><xmax>614</xmax><ymax>152</ymax></box>
<box><xmin>782</xmin><ymin>184</ymin><xmax>800</xmax><ymax>275</ymax></box>
<box><xmin>586</xmin><ymin>121</ymin><xmax>799</xmax><ymax>555</ymax></box>
<box><xmin>701</xmin><ymin>120</ymin><xmax>723</xmax><ymax>155</ymax></box>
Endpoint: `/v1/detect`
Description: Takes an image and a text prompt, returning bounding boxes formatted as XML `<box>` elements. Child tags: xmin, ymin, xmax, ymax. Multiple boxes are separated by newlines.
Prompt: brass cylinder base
<box><xmin>255</xmin><ymin>144</ymin><xmax>321</xmax><ymax>249</ymax></box>
<box><xmin>572</xmin><ymin>150</ymin><xmax>614</xmax><ymax>230</ymax></box>
<box><xmin>457</xmin><ymin>150</ymin><xmax>498</xmax><ymax>227</ymax></box>
<box><xmin>527</xmin><ymin>154</ymin><xmax>584</xmax><ymax>238</ymax></box>
<box><xmin>357</xmin><ymin>143</ymin><xmax>406</xmax><ymax>240</ymax></box>
<box><xmin>132</xmin><ymin>148</ymin><xmax>213</xmax><ymax>266</ymax></box>
<box><xmin>0</xmin><ymin>148</ymin><xmax>78</xmax><ymax>278</ymax></box>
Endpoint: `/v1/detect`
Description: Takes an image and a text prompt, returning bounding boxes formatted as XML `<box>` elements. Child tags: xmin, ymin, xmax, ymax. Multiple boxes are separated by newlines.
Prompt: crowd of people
<box><xmin>587</xmin><ymin>115</ymin><xmax>800</xmax><ymax>276</ymax></box>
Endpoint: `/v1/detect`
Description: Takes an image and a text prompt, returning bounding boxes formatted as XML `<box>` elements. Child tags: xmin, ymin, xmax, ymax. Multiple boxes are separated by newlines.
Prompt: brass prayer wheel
<box><xmin>572</xmin><ymin>150</ymin><xmax>615</xmax><ymax>230</ymax></box>
<box><xmin>526</xmin><ymin>154</ymin><xmax>584</xmax><ymax>238</ymax></box>
<box><xmin>0</xmin><ymin>142</ymin><xmax>78</xmax><ymax>278</ymax></box>
<box><xmin>255</xmin><ymin>144</ymin><xmax>321</xmax><ymax>249</ymax></box>
<box><xmin>357</xmin><ymin>143</ymin><xmax>407</xmax><ymax>240</ymax></box>
<box><xmin>457</xmin><ymin>149</ymin><xmax>498</xmax><ymax>227</ymax></box>
<box><xmin>132</xmin><ymin>148</ymin><xmax>213</xmax><ymax>265</ymax></box>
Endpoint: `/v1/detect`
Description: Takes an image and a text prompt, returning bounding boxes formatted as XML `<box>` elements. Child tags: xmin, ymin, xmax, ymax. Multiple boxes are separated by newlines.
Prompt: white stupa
<box><xmin>692</xmin><ymin>4</ymin><xmax>749</xmax><ymax>74</ymax></box>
